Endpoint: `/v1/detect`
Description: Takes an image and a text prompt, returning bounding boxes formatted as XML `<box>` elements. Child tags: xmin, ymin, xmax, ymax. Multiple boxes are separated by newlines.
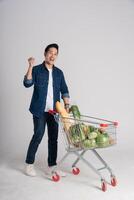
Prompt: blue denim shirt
<box><xmin>23</xmin><ymin>62</ymin><xmax>70</xmax><ymax>117</ymax></box>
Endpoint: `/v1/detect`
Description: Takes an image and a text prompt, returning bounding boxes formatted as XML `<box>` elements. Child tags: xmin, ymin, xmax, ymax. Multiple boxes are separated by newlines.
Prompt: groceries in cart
<box><xmin>49</xmin><ymin>102</ymin><xmax>118</xmax><ymax>191</ymax></box>
<box><xmin>55</xmin><ymin>101</ymin><xmax>117</xmax><ymax>149</ymax></box>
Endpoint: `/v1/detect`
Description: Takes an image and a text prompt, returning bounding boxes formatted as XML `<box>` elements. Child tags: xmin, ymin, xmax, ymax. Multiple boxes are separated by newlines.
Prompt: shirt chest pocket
<box><xmin>35</xmin><ymin>75</ymin><xmax>48</xmax><ymax>87</ymax></box>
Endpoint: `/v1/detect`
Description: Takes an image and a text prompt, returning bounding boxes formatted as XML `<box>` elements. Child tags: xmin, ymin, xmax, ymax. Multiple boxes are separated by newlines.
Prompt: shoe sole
<box><xmin>25</xmin><ymin>172</ymin><xmax>37</xmax><ymax>177</ymax></box>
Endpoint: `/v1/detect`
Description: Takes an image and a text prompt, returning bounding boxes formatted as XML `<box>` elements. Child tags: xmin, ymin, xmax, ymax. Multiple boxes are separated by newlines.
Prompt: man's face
<box><xmin>45</xmin><ymin>47</ymin><xmax>58</xmax><ymax>66</ymax></box>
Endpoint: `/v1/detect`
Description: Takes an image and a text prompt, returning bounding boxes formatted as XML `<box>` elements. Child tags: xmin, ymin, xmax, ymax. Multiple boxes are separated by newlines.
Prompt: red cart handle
<box><xmin>48</xmin><ymin>110</ymin><xmax>57</xmax><ymax>115</ymax></box>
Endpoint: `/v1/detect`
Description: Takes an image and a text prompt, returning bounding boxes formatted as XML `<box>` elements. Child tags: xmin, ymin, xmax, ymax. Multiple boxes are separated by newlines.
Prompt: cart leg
<box><xmin>92</xmin><ymin>149</ymin><xmax>117</xmax><ymax>186</ymax></box>
<box><xmin>74</xmin><ymin>151</ymin><xmax>104</xmax><ymax>179</ymax></box>
<box><xmin>92</xmin><ymin>149</ymin><xmax>114</xmax><ymax>176</ymax></box>
<box><xmin>74</xmin><ymin>151</ymin><xmax>108</xmax><ymax>191</ymax></box>
<box><xmin>72</xmin><ymin>150</ymin><xmax>87</xmax><ymax>167</ymax></box>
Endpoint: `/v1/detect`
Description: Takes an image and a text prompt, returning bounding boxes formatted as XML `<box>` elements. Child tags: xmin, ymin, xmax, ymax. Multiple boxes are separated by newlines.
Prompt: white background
<box><xmin>0</xmin><ymin>0</ymin><xmax>134</xmax><ymax>199</ymax></box>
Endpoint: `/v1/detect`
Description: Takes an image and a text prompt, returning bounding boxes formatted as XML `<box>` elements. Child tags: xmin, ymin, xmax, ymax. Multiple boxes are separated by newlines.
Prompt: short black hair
<box><xmin>44</xmin><ymin>43</ymin><xmax>59</xmax><ymax>54</ymax></box>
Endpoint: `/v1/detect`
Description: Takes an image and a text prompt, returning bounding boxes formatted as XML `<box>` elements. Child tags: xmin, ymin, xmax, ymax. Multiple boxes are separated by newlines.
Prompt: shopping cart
<box><xmin>49</xmin><ymin>110</ymin><xmax>118</xmax><ymax>192</ymax></box>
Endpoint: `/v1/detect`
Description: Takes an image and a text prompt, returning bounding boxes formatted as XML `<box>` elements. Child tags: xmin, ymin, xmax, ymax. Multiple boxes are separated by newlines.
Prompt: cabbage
<box><xmin>88</xmin><ymin>131</ymin><xmax>98</xmax><ymax>139</ymax></box>
<box><xmin>83</xmin><ymin>139</ymin><xmax>97</xmax><ymax>148</ymax></box>
<box><xmin>96</xmin><ymin>133</ymin><xmax>109</xmax><ymax>147</ymax></box>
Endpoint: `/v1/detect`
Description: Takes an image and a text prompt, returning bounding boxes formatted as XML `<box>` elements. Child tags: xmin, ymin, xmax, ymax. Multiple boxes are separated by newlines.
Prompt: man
<box><xmin>23</xmin><ymin>43</ymin><xmax>70</xmax><ymax>178</ymax></box>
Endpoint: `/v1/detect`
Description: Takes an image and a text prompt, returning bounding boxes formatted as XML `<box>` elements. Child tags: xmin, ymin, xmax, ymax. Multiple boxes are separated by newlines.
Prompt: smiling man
<box><xmin>23</xmin><ymin>43</ymin><xmax>70</xmax><ymax>178</ymax></box>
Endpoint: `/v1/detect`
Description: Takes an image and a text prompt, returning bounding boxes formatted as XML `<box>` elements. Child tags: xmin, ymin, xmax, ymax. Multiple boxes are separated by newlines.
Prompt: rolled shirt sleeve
<box><xmin>23</xmin><ymin>68</ymin><xmax>35</xmax><ymax>88</ymax></box>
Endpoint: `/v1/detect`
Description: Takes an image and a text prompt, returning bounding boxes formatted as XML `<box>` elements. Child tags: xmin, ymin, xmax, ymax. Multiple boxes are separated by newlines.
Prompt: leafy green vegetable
<box><xmin>83</xmin><ymin>139</ymin><xmax>97</xmax><ymax>148</ymax></box>
<box><xmin>88</xmin><ymin>131</ymin><xmax>98</xmax><ymax>139</ymax></box>
<box><xmin>70</xmin><ymin>105</ymin><xmax>81</xmax><ymax>119</ymax></box>
<box><xmin>69</xmin><ymin>123</ymin><xmax>86</xmax><ymax>143</ymax></box>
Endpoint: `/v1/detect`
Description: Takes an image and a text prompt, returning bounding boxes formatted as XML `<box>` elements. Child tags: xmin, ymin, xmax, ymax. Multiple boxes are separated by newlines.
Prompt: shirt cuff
<box><xmin>24</xmin><ymin>76</ymin><xmax>33</xmax><ymax>84</ymax></box>
<box><xmin>61</xmin><ymin>93</ymin><xmax>70</xmax><ymax>99</ymax></box>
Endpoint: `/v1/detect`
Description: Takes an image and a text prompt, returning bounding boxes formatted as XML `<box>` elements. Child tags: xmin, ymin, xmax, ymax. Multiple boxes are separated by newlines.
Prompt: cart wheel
<box><xmin>72</xmin><ymin>167</ymin><xmax>80</xmax><ymax>175</ymax></box>
<box><xmin>111</xmin><ymin>177</ymin><xmax>117</xmax><ymax>186</ymax></box>
<box><xmin>52</xmin><ymin>174</ymin><xmax>60</xmax><ymax>182</ymax></box>
<box><xmin>101</xmin><ymin>181</ymin><xmax>107</xmax><ymax>192</ymax></box>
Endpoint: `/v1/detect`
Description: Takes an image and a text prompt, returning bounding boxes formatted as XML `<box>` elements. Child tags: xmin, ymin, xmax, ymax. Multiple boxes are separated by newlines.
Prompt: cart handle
<box><xmin>48</xmin><ymin>110</ymin><xmax>118</xmax><ymax>127</ymax></box>
<box><xmin>48</xmin><ymin>110</ymin><xmax>57</xmax><ymax>115</ymax></box>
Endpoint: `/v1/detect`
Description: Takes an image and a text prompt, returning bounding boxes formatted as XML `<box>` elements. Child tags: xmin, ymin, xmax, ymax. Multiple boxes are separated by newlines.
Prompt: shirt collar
<box><xmin>42</xmin><ymin>61</ymin><xmax>55</xmax><ymax>71</ymax></box>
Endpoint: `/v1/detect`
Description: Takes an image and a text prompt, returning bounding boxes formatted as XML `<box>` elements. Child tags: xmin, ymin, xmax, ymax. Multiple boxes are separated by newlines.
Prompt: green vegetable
<box><xmin>88</xmin><ymin>125</ymin><xmax>96</xmax><ymax>133</ymax></box>
<box><xmin>90</xmin><ymin>125</ymin><xmax>95</xmax><ymax>132</ymax></box>
<box><xmin>88</xmin><ymin>131</ymin><xmax>98</xmax><ymax>139</ymax></box>
<box><xmin>71</xmin><ymin>135</ymin><xmax>80</xmax><ymax>143</ymax></box>
<box><xmin>96</xmin><ymin>133</ymin><xmax>109</xmax><ymax>147</ymax></box>
<box><xmin>83</xmin><ymin>139</ymin><xmax>96</xmax><ymax>148</ymax></box>
<box><xmin>69</xmin><ymin>123</ymin><xmax>86</xmax><ymax>143</ymax></box>
<box><xmin>70</xmin><ymin>105</ymin><xmax>81</xmax><ymax>119</ymax></box>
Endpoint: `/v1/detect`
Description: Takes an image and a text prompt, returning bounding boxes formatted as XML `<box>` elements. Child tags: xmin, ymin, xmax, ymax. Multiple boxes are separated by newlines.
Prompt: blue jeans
<box><xmin>25</xmin><ymin>112</ymin><xmax>58</xmax><ymax>167</ymax></box>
